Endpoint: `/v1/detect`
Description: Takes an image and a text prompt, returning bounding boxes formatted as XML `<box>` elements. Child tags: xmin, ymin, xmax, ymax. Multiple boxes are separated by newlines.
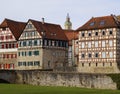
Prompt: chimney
<box><xmin>42</xmin><ymin>18</ymin><xmax>45</xmax><ymax>24</ymax></box>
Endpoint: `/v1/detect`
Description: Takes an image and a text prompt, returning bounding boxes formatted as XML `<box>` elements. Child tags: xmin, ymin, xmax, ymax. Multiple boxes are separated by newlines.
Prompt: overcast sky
<box><xmin>0</xmin><ymin>0</ymin><xmax>119</xmax><ymax>29</ymax></box>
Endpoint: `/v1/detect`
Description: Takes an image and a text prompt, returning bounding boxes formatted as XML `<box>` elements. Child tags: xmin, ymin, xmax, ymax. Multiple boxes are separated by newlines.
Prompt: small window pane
<box><xmin>88</xmin><ymin>53</ymin><xmax>92</xmax><ymax>58</ymax></box>
<box><xmin>102</xmin><ymin>41</ymin><xmax>105</xmax><ymax>47</ymax></box>
<box><xmin>81</xmin><ymin>42</ymin><xmax>85</xmax><ymax>48</ymax></box>
<box><xmin>88</xmin><ymin>42</ymin><xmax>91</xmax><ymax>48</ymax></box>
<box><xmin>95</xmin><ymin>41</ymin><xmax>98</xmax><ymax>47</ymax></box>
<box><xmin>81</xmin><ymin>53</ymin><xmax>85</xmax><ymax>58</ymax></box>
<box><xmin>102</xmin><ymin>52</ymin><xmax>106</xmax><ymax>58</ymax></box>
<box><xmin>95</xmin><ymin>32</ymin><xmax>98</xmax><ymax>36</ymax></box>
<box><xmin>81</xmin><ymin>32</ymin><xmax>84</xmax><ymax>37</ymax></box>
<box><xmin>90</xmin><ymin>22</ymin><xmax>95</xmax><ymax>26</ymax></box>
<box><xmin>109</xmin><ymin>40</ymin><xmax>112</xmax><ymax>47</ymax></box>
<box><xmin>109</xmin><ymin>52</ymin><xmax>113</xmax><ymax>58</ymax></box>
<box><xmin>95</xmin><ymin>53</ymin><xmax>98</xmax><ymax>58</ymax></box>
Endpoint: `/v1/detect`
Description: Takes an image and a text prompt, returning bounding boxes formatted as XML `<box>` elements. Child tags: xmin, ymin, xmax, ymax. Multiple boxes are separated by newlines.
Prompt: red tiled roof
<box><xmin>64</xmin><ymin>30</ymin><xmax>78</xmax><ymax>40</ymax></box>
<box><xmin>77</xmin><ymin>15</ymin><xmax>120</xmax><ymax>31</ymax></box>
<box><xmin>64</xmin><ymin>30</ymin><xmax>78</xmax><ymax>45</ymax></box>
<box><xmin>29</xmin><ymin>19</ymin><xmax>68</xmax><ymax>41</ymax></box>
<box><xmin>0</xmin><ymin>18</ymin><xmax>26</xmax><ymax>40</ymax></box>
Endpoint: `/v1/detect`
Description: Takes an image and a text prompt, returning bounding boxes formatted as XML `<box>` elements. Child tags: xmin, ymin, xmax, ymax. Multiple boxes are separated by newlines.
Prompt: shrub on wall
<box><xmin>107</xmin><ymin>74</ymin><xmax>120</xmax><ymax>89</ymax></box>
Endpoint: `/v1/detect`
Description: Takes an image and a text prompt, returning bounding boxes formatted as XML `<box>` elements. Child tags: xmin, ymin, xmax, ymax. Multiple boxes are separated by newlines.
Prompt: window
<box><xmin>24</xmin><ymin>52</ymin><xmax>27</xmax><ymax>56</ymax></box>
<box><xmin>9</xmin><ymin>44</ymin><xmax>11</xmax><ymax>48</ymax></box>
<box><xmin>81</xmin><ymin>32</ymin><xmax>84</xmax><ymax>37</ymax></box>
<box><xmin>109</xmin><ymin>30</ymin><xmax>113</xmax><ymax>35</ymax></box>
<box><xmin>34</xmin><ymin>61</ymin><xmax>40</xmax><ymax>66</ymax></box>
<box><xmin>18</xmin><ymin>52</ymin><xmax>20</xmax><ymax>56</ymax></box>
<box><xmin>88</xmin><ymin>31</ymin><xmax>91</xmax><ymax>36</ymax></box>
<box><xmin>102</xmin><ymin>52</ymin><xmax>106</xmax><ymax>58</ymax></box>
<box><xmin>28</xmin><ymin>40</ymin><xmax>32</xmax><ymax>46</ymax></box>
<box><xmin>18</xmin><ymin>62</ymin><xmax>22</xmax><ymax>66</ymax></box>
<box><xmin>81</xmin><ymin>42</ymin><xmax>85</xmax><ymax>48</ymax></box>
<box><xmin>23</xmin><ymin>62</ymin><xmax>26</xmax><ymax>66</ymax></box>
<box><xmin>100</xmin><ymin>21</ymin><xmax>105</xmax><ymax>25</ymax></box>
<box><xmin>49</xmin><ymin>40</ymin><xmax>51</xmax><ymax>46</ymax></box>
<box><xmin>102</xmin><ymin>41</ymin><xmax>105</xmax><ymax>47</ymax></box>
<box><xmin>28</xmin><ymin>51</ymin><xmax>32</xmax><ymax>56</ymax></box>
<box><xmin>88</xmin><ymin>42</ymin><xmax>91</xmax><ymax>48</ymax></box>
<box><xmin>0</xmin><ymin>36</ymin><xmax>4</xmax><ymax>40</ymax></box>
<box><xmin>28</xmin><ymin>62</ymin><xmax>33</xmax><ymax>66</ymax></box>
<box><xmin>32</xmin><ymin>31</ymin><xmax>35</xmax><ymax>36</ymax></box>
<box><xmin>52</xmin><ymin>41</ymin><xmax>55</xmax><ymax>46</ymax></box>
<box><xmin>102</xmin><ymin>31</ymin><xmax>105</xmax><ymax>35</ymax></box>
<box><xmin>95</xmin><ymin>41</ymin><xmax>98</xmax><ymax>47</ymax></box>
<box><xmin>27</xmin><ymin>24</ymin><xmax>32</xmax><ymax>29</ymax></box>
<box><xmin>81</xmin><ymin>53</ymin><xmax>85</xmax><ymax>58</ymax></box>
<box><xmin>90</xmin><ymin>22</ymin><xmax>95</xmax><ymax>26</ymax></box>
<box><xmin>22</xmin><ymin>52</ymin><xmax>24</xmax><ymax>56</ymax></box>
<box><xmin>95</xmin><ymin>52</ymin><xmax>98</xmax><ymax>58</ymax></box>
<box><xmin>109</xmin><ymin>40</ymin><xmax>113</xmax><ymax>47</ymax></box>
<box><xmin>60</xmin><ymin>41</ymin><xmax>63</xmax><ymax>47</ymax></box>
<box><xmin>56</xmin><ymin>41</ymin><xmax>59</xmax><ymax>47</ymax></box>
<box><xmin>88</xmin><ymin>53</ymin><xmax>92</xmax><ymax>58</ymax></box>
<box><xmin>34</xmin><ymin>40</ymin><xmax>38</xmax><ymax>46</ymax></box>
<box><xmin>34</xmin><ymin>51</ymin><xmax>39</xmax><ymax>56</ymax></box>
<box><xmin>95</xmin><ymin>32</ymin><xmax>98</xmax><ymax>36</ymax></box>
<box><xmin>37</xmin><ymin>40</ymin><xmax>40</xmax><ymax>45</ymax></box>
<box><xmin>109</xmin><ymin>52</ymin><xmax>113</xmax><ymax>58</ymax></box>
<box><xmin>23</xmin><ymin>41</ymin><xmax>26</xmax><ymax>46</ymax></box>
<box><xmin>25</xmin><ymin>32</ymin><xmax>28</xmax><ymax>37</ymax></box>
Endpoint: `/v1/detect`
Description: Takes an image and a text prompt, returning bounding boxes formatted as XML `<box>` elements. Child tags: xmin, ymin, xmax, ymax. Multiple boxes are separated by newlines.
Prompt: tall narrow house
<box><xmin>17</xmin><ymin>19</ymin><xmax>68</xmax><ymax>70</ymax></box>
<box><xmin>77</xmin><ymin>15</ymin><xmax>120</xmax><ymax>73</ymax></box>
<box><xmin>0</xmin><ymin>19</ymin><xmax>26</xmax><ymax>70</ymax></box>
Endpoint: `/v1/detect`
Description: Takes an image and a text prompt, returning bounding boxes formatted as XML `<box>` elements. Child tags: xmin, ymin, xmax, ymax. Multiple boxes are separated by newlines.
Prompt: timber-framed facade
<box><xmin>77</xmin><ymin>15</ymin><xmax>120</xmax><ymax>73</ymax></box>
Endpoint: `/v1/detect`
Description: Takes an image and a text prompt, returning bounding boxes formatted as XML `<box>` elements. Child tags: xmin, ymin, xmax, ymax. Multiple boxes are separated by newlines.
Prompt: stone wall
<box><xmin>78</xmin><ymin>62</ymin><xmax>120</xmax><ymax>73</ymax></box>
<box><xmin>16</xmin><ymin>70</ymin><xmax>117</xmax><ymax>90</ymax></box>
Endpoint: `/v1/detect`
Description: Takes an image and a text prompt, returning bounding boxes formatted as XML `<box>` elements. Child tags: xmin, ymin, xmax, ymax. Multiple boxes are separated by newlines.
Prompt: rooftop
<box><xmin>77</xmin><ymin>15</ymin><xmax>120</xmax><ymax>31</ymax></box>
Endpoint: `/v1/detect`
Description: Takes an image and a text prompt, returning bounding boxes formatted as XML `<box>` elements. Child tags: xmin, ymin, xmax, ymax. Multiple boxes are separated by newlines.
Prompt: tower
<box><xmin>64</xmin><ymin>13</ymin><xmax>72</xmax><ymax>30</ymax></box>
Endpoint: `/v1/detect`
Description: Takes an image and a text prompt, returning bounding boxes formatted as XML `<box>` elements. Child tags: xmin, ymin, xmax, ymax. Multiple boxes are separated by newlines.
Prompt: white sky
<box><xmin>0</xmin><ymin>0</ymin><xmax>119</xmax><ymax>29</ymax></box>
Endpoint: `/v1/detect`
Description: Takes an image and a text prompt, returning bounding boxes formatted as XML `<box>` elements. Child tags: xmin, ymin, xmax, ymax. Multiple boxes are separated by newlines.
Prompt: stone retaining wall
<box><xmin>16</xmin><ymin>71</ymin><xmax>117</xmax><ymax>89</ymax></box>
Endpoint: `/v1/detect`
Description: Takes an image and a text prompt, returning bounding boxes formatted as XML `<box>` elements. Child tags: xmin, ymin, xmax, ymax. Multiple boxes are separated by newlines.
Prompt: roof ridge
<box><xmin>29</xmin><ymin>19</ymin><xmax>60</xmax><ymax>26</ymax></box>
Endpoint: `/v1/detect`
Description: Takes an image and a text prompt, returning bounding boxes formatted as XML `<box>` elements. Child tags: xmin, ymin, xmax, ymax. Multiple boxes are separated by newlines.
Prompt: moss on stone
<box><xmin>107</xmin><ymin>74</ymin><xmax>120</xmax><ymax>89</ymax></box>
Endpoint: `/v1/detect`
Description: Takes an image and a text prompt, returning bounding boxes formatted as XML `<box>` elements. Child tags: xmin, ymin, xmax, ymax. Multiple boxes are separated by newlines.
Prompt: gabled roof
<box><xmin>64</xmin><ymin>30</ymin><xmax>78</xmax><ymax>46</ymax></box>
<box><xmin>28</xmin><ymin>19</ymin><xmax>68</xmax><ymax>41</ymax></box>
<box><xmin>64</xmin><ymin>30</ymin><xmax>78</xmax><ymax>40</ymax></box>
<box><xmin>77</xmin><ymin>15</ymin><xmax>120</xmax><ymax>31</ymax></box>
<box><xmin>0</xmin><ymin>18</ymin><xmax>26</xmax><ymax>40</ymax></box>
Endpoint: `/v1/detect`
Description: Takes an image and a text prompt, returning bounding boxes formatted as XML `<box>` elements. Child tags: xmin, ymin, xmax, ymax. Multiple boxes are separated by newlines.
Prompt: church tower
<box><xmin>64</xmin><ymin>13</ymin><xmax>72</xmax><ymax>30</ymax></box>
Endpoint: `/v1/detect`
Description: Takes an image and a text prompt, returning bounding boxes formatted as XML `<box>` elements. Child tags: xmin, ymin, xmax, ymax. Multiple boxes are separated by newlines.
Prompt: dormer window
<box><xmin>90</xmin><ymin>22</ymin><xmax>95</xmax><ymax>26</ymax></box>
<box><xmin>100</xmin><ymin>21</ymin><xmax>105</xmax><ymax>25</ymax></box>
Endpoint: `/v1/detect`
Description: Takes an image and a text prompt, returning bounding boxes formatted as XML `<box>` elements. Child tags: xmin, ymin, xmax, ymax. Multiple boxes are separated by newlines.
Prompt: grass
<box><xmin>0</xmin><ymin>84</ymin><xmax>120</xmax><ymax>94</ymax></box>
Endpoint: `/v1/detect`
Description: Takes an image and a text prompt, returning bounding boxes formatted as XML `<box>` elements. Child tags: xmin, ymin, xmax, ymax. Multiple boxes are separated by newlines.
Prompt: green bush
<box><xmin>107</xmin><ymin>74</ymin><xmax>120</xmax><ymax>89</ymax></box>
